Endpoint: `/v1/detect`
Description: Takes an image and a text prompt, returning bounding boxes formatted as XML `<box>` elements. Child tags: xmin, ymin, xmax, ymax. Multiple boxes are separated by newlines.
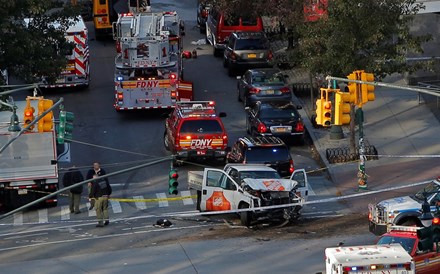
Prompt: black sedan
<box><xmin>237</xmin><ymin>68</ymin><xmax>292</xmax><ymax>107</ymax></box>
<box><xmin>245</xmin><ymin>101</ymin><xmax>305</xmax><ymax>145</ymax></box>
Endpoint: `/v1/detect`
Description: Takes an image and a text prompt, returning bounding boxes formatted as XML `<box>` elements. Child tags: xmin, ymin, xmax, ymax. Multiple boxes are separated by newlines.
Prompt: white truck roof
<box><xmin>0</xmin><ymin>100</ymin><xmax>58</xmax><ymax>182</ymax></box>
<box><xmin>325</xmin><ymin>244</ymin><xmax>413</xmax><ymax>268</ymax></box>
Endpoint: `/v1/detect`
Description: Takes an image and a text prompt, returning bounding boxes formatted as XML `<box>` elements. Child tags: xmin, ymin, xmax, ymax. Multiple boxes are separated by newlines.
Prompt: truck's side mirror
<box><xmin>219</xmin><ymin>112</ymin><xmax>227</xmax><ymax>117</ymax></box>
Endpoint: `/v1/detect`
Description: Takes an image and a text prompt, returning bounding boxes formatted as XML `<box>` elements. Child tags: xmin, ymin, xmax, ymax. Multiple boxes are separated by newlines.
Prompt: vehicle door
<box><xmin>206</xmin><ymin>8</ymin><xmax>218</xmax><ymax>45</ymax></box>
<box><xmin>246</xmin><ymin>103</ymin><xmax>258</xmax><ymax>132</ymax></box>
<box><xmin>200</xmin><ymin>168</ymin><xmax>241</xmax><ymax>212</ymax></box>
<box><xmin>289</xmin><ymin>168</ymin><xmax>309</xmax><ymax>202</ymax></box>
<box><xmin>238</xmin><ymin>70</ymin><xmax>251</xmax><ymax>99</ymax></box>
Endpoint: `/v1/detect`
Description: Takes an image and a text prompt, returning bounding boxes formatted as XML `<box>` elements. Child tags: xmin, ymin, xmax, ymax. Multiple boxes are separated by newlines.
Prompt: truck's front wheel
<box><xmin>240</xmin><ymin>203</ymin><xmax>252</xmax><ymax>227</ymax></box>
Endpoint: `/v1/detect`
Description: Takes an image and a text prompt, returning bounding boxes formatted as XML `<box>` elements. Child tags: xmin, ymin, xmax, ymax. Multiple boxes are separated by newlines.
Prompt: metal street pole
<box><xmin>356</xmin><ymin>108</ymin><xmax>367</xmax><ymax>190</ymax></box>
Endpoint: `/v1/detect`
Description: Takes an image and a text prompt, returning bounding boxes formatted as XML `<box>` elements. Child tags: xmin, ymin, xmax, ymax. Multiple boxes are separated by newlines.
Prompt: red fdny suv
<box><xmin>164</xmin><ymin>101</ymin><xmax>228</xmax><ymax>165</ymax></box>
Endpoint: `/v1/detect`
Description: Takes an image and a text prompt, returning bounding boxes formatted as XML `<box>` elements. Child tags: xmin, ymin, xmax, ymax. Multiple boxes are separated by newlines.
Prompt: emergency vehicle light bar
<box><xmin>389</xmin><ymin>225</ymin><xmax>421</xmax><ymax>232</ymax></box>
<box><xmin>176</xmin><ymin>101</ymin><xmax>216</xmax><ymax>110</ymax></box>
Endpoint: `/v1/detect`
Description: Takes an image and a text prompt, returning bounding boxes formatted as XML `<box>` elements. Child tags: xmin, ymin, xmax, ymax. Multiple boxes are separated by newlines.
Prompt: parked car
<box><xmin>237</xmin><ymin>68</ymin><xmax>291</xmax><ymax>106</ymax></box>
<box><xmin>197</xmin><ymin>1</ymin><xmax>211</xmax><ymax>34</ymax></box>
<box><xmin>223</xmin><ymin>31</ymin><xmax>273</xmax><ymax>77</ymax></box>
<box><xmin>206</xmin><ymin>8</ymin><xmax>264</xmax><ymax>57</ymax></box>
<box><xmin>226</xmin><ymin>136</ymin><xmax>294</xmax><ymax>178</ymax></box>
<box><xmin>245</xmin><ymin>101</ymin><xmax>305</xmax><ymax>145</ymax></box>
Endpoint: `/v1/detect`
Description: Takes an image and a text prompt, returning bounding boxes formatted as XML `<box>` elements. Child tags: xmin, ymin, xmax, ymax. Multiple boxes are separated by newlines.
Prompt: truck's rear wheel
<box><xmin>240</xmin><ymin>203</ymin><xmax>252</xmax><ymax>227</ymax></box>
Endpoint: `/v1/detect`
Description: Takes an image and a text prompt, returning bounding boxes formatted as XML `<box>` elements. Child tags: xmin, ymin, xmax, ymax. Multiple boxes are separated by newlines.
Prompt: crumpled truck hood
<box><xmin>242</xmin><ymin>178</ymin><xmax>297</xmax><ymax>191</ymax></box>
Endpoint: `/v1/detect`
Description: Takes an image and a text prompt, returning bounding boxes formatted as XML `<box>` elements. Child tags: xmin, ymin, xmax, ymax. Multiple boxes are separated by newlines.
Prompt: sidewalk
<box><xmin>293</xmin><ymin>73</ymin><xmax>440</xmax><ymax>213</ymax></box>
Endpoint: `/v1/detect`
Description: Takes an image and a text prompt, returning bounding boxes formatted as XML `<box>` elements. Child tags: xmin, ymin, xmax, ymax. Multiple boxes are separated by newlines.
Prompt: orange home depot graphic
<box><xmin>206</xmin><ymin>191</ymin><xmax>231</xmax><ymax>211</ymax></box>
<box><xmin>262</xmin><ymin>180</ymin><xmax>285</xmax><ymax>191</ymax></box>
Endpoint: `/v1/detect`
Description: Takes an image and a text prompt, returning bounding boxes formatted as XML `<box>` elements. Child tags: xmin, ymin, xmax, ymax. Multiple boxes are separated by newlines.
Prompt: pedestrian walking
<box><xmin>62</xmin><ymin>166</ymin><xmax>84</xmax><ymax>214</ymax></box>
<box><xmin>89</xmin><ymin>174</ymin><xmax>112</xmax><ymax>227</ymax></box>
<box><xmin>86</xmin><ymin>162</ymin><xmax>108</xmax><ymax>210</ymax></box>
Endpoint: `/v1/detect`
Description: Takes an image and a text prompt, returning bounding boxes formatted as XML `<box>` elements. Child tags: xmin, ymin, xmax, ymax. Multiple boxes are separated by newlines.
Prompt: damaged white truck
<box><xmin>188</xmin><ymin>165</ymin><xmax>307</xmax><ymax>226</ymax></box>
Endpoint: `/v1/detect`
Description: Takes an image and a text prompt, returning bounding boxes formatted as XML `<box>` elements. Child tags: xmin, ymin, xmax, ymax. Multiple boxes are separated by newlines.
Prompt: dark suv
<box><xmin>223</xmin><ymin>31</ymin><xmax>273</xmax><ymax>76</ymax></box>
<box><xmin>226</xmin><ymin>136</ymin><xmax>294</xmax><ymax>177</ymax></box>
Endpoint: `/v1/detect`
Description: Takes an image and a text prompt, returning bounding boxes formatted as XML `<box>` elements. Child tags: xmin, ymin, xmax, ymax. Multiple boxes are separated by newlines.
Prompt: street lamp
<box><xmin>420</xmin><ymin>197</ymin><xmax>433</xmax><ymax>227</ymax></box>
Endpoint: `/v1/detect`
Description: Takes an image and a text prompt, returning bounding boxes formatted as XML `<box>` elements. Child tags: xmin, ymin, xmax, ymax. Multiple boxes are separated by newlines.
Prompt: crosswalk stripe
<box><xmin>13</xmin><ymin>212</ymin><xmax>23</xmax><ymax>226</ymax></box>
<box><xmin>87</xmin><ymin>202</ymin><xmax>96</xmax><ymax>217</ymax></box>
<box><xmin>181</xmin><ymin>190</ymin><xmax>194</xmax><ymax>205</ymax></box>
<box><xmin>110</xmin><ymin>200</ymin><xmax>122</xmax><ymax>213</ymax></box>
<box><xmin>156</xmin><ymin>193</ymin><xmax>168</xmax><ymax>207</ymax></box>
<box><xmin>61</xmin><ymin>206</ymin><xmax>70</xmax><ymax>220</ymax></box>
<box><xmin>38</xmin><ymin>209</ymin><xmax>48</xmax><ymax>223</ymax></box>
<box><xmin>134</xmin><ymin>195</ymin><xmax>147</xmax><ymax>210</ymax></box>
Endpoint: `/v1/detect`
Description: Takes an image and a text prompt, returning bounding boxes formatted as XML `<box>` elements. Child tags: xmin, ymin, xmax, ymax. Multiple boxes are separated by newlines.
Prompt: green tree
<box><xmin>0</xmin><ymin>0</ymin><xmax>79</xmax><ymax>84</ymax></box>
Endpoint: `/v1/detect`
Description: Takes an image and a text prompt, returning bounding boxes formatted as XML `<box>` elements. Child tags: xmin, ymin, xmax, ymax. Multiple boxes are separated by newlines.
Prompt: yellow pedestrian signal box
<box><xmin>23</xmin><ymin>98</ymin><xmax>35</xmax><ymax>130</ymax></box>
<box><xmin>37</xmin><ymin>98</ymin><xmax>54</xmax><ymax>132</ymax></box>
<box><xmin>334</xmin><ymin>91</ymin><xmax>351</xmax><ymax>125</ymax></box>
<box><xmin>360</xmin><ymin>72</ymin><xmax>375</xmax><ymax>104</ymax></box>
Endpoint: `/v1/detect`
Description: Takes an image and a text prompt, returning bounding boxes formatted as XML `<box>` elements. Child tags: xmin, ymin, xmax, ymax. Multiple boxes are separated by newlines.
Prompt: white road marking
<box><xmin>181</xmin><ymin>190</ymin><xmax>194</xmax><ymax>205</ymax></box>
<box><xmin>60</xmin><ymin>206</ymin><xmax>70</xmax><ymax>220</ymax></box>
<box><xmin>13</xmin><ymin>212</ymin><xmax>23</xmax><ymax>226</ymax></box>
<box><xmin>87</xmin><ymin>203</ymin><xmax>96</xmax><ymax>217</ymax></box>
<box><xmin>134</xmin><ymin>196</ymin><xmax>147</xmax><ymax>210</ymax></box>
<box><xmin>38</xmin><ymin>209</ymin><xmax>48</xmax><ymax>223</ymax></box>
<box><xmin>110</xmin><ymin>200</ymin><xmax>122</xmax><ymax>213</ymax></box>
<box><xmin>156</xmin><ymin>193</ymin><xmax>168</xmax><ymax>207</ymax></box>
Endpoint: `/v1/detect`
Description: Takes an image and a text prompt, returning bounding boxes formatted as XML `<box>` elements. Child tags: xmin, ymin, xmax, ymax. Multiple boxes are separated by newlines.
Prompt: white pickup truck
<box><xmin>188</xmin><ymin>164</ymin><xmax>308</xmax><ymax>226</ymax></box>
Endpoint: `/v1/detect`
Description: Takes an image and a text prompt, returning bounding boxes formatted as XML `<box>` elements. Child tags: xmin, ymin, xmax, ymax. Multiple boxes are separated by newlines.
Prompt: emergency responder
<box><xmin>89</xmin><ymin>174</ymin><xmax>112</xmax><ymax>227</ymax></box>
<box><xmin>86</xmin><ymin>162</ymin><xmax>108</xmax><ymax>210</ymax></box>
<box><xmin>63</xmin><ymin>166</ymin><xmax>84</xmax><ymax>214</ymax></box>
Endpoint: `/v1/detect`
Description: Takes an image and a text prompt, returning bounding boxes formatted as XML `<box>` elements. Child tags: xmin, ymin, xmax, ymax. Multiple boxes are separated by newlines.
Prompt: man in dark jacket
<box><xmin>89</xmin><ymin>174</ymin><xmax>112</xmax><ymax>227</ymax></box>
<box><xmin>63</xmin><ymin>166</ymin><xmax>84</xmax><ymax>214</ymax></box>
<box><xmin>86</xmin><ymin>162</ymin><xmax>108</xmax><ymax>210</ymax></box>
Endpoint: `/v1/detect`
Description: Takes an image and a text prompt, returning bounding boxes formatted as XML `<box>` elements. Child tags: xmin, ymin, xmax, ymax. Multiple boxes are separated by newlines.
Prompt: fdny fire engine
<box><xmin>112</xmin><ymin>11</ymin><xmax>193</xmax><ymax>110</ymax></box>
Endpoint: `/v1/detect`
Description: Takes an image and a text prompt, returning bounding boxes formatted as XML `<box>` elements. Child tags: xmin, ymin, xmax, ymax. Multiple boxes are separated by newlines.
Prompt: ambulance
<box><xmin>325</xmin><ymin>244</ymin><xmax>415</xmax><ymax>274</ymax></box>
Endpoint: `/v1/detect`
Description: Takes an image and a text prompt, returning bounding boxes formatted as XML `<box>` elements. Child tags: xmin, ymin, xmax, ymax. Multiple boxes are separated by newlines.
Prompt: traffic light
<box><xmin>315</xmin><ymin>98</ymin><xmax>324</xmax><ymax>126</ymax></box>
<box><xmin>37</xmin><ymin>98</ymin><xmax>54</xmax><ymax>132</ymax></box>
<box><xmin>322</xmin><ymin>100</ymin><xmax>332</xmax><ymax>127</ymax></box>
<box><xmin>334</xmin><ymin>91</ymin><xmax>351</xmax><ymax>125</ymax></box>
<box><xmin>315</xmin><ymin>88</ymin><xmax>332</xmax><ymax>127</ymax></box>
<box><xmin>168</xmin><ymin>169</ymin><xmax>178</xmax><ymax>195</ymax></box>
<box><xmin>417</xmin><ymin>226</ymin><xmax>434</xmax><ymax>251</ymax></box>
<box><xmin>360</xmin><ymin>72</ymin><xmax>375</xmax><ymax>104</ymax></box>
<box><xmin>23</xmin><ymin>98</ymin><xmax>35</xmax><ymax>130</ymax></box>
<box><xmin>57</xmin><ymin>110</ymin><xmax>74</xmax><ymax>144</ymax></box>
<box><xmin>346</xmin><ymin>72</ymin><xmax>360</xmax><ymax>105</ymax></box>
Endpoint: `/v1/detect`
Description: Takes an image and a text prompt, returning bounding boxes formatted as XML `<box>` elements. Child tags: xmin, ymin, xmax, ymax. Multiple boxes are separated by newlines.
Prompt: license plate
<box><xmin>197</xmin><ymin>151</ymin><xmax>206</xmax><ymax>155</ymax></box>
<box><xmin>248</xmin><ymin>53</ymin><xmax>257</xmax><ymax>58</ymax></box>
<box><xmin>274</xmin><ymin>127</ymin><xmax>288</xmax><ymax>132</ymax></box>
<box><xmin>265</xmin><ymin>89</ymin><xmax>274</xmax><ymax>95</ymax></box>
<box><xmin>18</xmin><ymin>189</ymin><xmax>28</xmax><ymax>195</ymax></box>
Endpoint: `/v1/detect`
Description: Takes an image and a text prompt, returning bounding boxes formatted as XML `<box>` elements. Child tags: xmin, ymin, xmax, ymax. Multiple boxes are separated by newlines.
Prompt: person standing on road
<box><xmin>86</xmin><ymin>162</ymin><xmax>108</xmax><ymax>210</ymax></box>
<box><xmin>89</xmin><ymin>174</ymin><xmax>112</xmax><ymax>227</ymax></box>
<box><xmin>62</xmin><ymin>166</ymin><xmax>84</xmax><ymax>214</ymax></box>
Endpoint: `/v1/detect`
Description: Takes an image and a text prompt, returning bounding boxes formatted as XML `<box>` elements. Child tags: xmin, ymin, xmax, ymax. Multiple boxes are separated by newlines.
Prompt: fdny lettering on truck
<box><xmin>191</xmin><ymin>139</ymin><xmax>212</xmax><ymax>149</ymax></box>
<box><xmin>136</xmin><ymin>81</ymin><xmax>159</xmax><ymax>88</ymax></box>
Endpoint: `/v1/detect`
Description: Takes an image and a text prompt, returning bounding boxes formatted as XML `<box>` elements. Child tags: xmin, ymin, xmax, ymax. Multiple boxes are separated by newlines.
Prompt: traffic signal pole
<box><xmin>326</xmin><ymin>75</ymin><xmax>440</xmax><ymax>190</ymax></box>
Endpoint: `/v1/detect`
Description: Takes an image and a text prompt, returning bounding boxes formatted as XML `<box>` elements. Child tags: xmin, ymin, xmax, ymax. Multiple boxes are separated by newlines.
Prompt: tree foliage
<box><xmin>202</xmin><ymin>0</ymin><xmax>431</xmax><ymax>78</ymax></box>
<box><xmin>0</xmin><ymin>0</ymin><xmax>79</xmax><ymax>84</ymax></box>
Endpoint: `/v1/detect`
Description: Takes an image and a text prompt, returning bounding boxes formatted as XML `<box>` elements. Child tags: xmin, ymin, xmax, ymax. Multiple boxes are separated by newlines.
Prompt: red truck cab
<box><xmin>377</xmin><ymin>226</ymin><xmax>440</xmax><ymax>273</ymax></box>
